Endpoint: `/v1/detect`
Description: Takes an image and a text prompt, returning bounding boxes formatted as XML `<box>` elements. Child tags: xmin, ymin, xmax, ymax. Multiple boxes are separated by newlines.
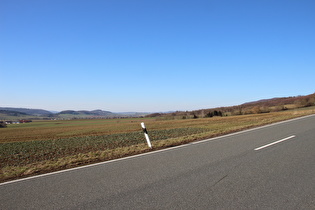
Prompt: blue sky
<box><xmin>1</xmin><ymin>0</ymin><xmax>314</xmax><ymax>112</ymax></box>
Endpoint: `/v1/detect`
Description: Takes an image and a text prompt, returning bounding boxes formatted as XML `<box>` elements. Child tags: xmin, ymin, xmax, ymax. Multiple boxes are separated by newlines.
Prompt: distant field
<box><xmin>0</xmin><ymin>113</ymin><xmax>34</xmax><ymax>121</ymax></box>
<box><xmin>1</xmin><ymin>107</ymin><xmax>315</xmax><ymax>182</ymax></box>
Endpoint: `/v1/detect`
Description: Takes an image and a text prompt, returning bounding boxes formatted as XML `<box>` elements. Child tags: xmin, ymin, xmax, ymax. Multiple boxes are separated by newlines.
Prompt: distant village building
<box><xmin>4</xmin><ymin>121</ymin><xmax>20</xmax><ymax>124</ymax></box>
<box><xmin>19</xmin><ymin>119</ymin><xmax>32</xmax><ymax>123</ymax></box>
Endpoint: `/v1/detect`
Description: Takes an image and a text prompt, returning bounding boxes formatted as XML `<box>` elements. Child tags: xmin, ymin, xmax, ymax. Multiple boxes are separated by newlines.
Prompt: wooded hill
<box><xmin>147</xmin><ymin>92</ymin><xmax>315</xmax><ymax>119</ymax></box>
<box><xmin>0</xmin><ymin>108</ymin><xmax>52</xmax><ymax>116</ymax></box>
<box><xmin>0</xmin><ymin>108</ymin><xmax>148</xmax><ymax>120</ymax></box>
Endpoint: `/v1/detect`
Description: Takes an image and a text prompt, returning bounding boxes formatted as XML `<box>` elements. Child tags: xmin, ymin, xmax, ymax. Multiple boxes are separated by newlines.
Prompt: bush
<box><xmin>205</xmin><ymin>110</ymin><xmax>223</xmax><ymax>118</ymax></box>
<box><xmin>205</xmin><ymin>112</ymin><xmax>213</xmax><ymax>118</ymax></box>
<box><xmin>0</xmin><ymin>122</ymin><xmax>7</xmax><ymax>128</ymax></box>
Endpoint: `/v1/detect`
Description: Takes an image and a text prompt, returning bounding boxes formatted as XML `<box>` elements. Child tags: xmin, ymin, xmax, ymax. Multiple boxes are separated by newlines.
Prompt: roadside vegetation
<box><xmin>1</xmin><ymin>93</ymin><xmax>315</xmax><ymax>183</ymax></box>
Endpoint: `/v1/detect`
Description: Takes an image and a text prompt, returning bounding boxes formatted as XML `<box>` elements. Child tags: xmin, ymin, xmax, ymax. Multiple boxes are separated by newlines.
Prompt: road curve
<box><xmin>1</xmin><ymin>114</ymin><xmax>315</xmax><ymax>209</ymax></box>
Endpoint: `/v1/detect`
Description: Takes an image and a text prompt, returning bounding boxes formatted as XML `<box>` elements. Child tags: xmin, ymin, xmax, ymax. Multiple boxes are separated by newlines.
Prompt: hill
<box><xmin>0</xmin><ymin>108</ymin><xmax>53</xmax><ymax>120</ymax></box>
<box><xmin>0</xmin><ymin>107</ymin><xmax>53</xmax><ymax>116</ymax></box>
<box><xmin>0</xmin><ymin>110</ymin><xmax>31</xmax><ymax>119</ymax></box>
<box><xmin>56</xmin><ymin>110</ymin><xmax>117</xmax><ymax>119</ymax></box>
<box><xmin>146</xmin><ymin>92</ymin><xmax>315</xmax><ymax>119</ymax></box>
<box><xmin>0</xmin><ymin>107</ymin><xmax>148</xmax><ymax>120</ymax></box>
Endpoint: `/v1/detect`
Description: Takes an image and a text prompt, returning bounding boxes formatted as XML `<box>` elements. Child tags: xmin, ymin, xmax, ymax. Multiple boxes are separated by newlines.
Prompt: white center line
<box><xmin>254</xmin><ymin>135</ymin><xmax>296</xmax><ymax>151</ymax></box>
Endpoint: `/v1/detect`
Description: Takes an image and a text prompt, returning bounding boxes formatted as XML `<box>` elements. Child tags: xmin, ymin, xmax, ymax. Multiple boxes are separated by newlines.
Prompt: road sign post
<box><xmin>141</xmin><ymin>122</ymin><xmax>152</xmax><ymax>149</ymax></box>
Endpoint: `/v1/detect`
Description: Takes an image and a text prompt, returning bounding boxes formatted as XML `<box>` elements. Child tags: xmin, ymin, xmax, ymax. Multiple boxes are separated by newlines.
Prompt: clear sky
<box><xmin>1</xmin><ymin>0</ymin><xmax>314</xmax><ymax>112</ymax></box>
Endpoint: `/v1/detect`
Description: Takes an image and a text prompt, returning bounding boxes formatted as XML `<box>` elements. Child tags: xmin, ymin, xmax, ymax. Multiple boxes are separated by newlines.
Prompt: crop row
<box><xmin>0</xmin><ymin>127</ymin><xmax>208</xmax><ymax>167</ymax></box>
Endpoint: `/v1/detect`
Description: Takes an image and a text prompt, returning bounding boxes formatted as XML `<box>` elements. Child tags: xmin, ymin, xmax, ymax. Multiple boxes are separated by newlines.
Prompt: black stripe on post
<box><xmin>142</xmin><ymin>128</ymin><xmax>148</xmax><ymax>134</ymax></box>
<box><xmin>141</xmin><ymin>122</ymin><xmax>152</xmax><ymax>148</ymax></box>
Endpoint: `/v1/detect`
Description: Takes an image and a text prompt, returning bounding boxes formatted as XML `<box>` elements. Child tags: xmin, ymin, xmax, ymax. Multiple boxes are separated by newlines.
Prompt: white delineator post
<box><xmin>141</xmin><ymin>122</ymin><xmax>152</xmax><ymax>149</ymax></box>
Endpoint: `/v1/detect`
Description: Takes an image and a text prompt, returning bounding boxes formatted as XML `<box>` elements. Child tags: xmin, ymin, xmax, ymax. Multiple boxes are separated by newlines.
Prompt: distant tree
<box><xmin>232</xmin><ymin>106</ymin><xmax>243</xmax><ymax>115</ymax></box>
<box><xmin>294</xmin><ymin>98</ymin><xmax>310</xmax><ymax>108</ymax></box>
<box><xmin>274</xmin><ymin>105</ymin><xmax>288</xmax><ymax>112</ymax></box>
<box><xmin>259</xmin><ymin>106</ymin><xmax>270</xmax><ymax>113</ymax></box>
<box><xmin>205</xmin><ymin>112</ymin><xmax>213</xmax><ymax>118</ymax></box>
<box><xmin>309</xmin><ymin>97</ymin><xmax>315</xmax><ymax>106</ymax></box>
<box><xmin>218</xmin><ymin>111</ymin><xmax>223</xmax><ymax>117</ymax></box>
<box><xmin>193</xmin><ymin>113</ymin><xmax>198</xmax><ymax>119</ymax></box>
<box><xmin>251</xmin><ymin>106</ymin><xmax>261</xmax><ymax>114</ymax></box>
<box><xmin>204</xmin><ymin>110</ymin><xmax>223</xmax><ymax>118</ymax></box>
<box><xmin>0</xmin><ymin>121</ymin><xmax>7</xmax><ymax>128</ymax></box>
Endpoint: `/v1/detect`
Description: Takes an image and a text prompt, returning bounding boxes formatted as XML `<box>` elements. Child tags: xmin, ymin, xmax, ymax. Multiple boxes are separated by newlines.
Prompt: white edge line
<box><xmin>1</xmin><ymin>114</ymin><xmax>314</xmax><ymax>186</ymax></box>
<box><xmin>254</xmin><ymin>135</ymin><xmax>296</xmax><ymax>151</ymax></box>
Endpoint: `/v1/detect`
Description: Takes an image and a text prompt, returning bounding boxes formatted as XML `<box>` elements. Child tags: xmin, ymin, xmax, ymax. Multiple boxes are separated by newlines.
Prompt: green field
<box><xmin>1</xmin><ymin>107</ymin><xmax>315</xmax><ymax>182</ymax></box>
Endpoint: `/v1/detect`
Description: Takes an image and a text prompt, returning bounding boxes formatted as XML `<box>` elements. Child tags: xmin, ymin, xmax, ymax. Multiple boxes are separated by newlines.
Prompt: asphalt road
<box><xmin>1</xmin><ymin>114</ymin><xmax>315</xmax><ymax>209</ymax></box>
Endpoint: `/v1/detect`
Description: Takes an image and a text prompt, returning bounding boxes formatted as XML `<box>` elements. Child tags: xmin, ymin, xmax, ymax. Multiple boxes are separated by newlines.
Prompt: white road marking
<box><xmin>254</xmin><ymin>135</ymin><xmax>296</xmax><ymax>151</ymax></box>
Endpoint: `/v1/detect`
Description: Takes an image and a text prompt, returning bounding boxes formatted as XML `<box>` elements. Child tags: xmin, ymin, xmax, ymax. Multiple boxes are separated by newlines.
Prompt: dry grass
<box><xmin>1</xmin><ymin>107</ymin><xmax>315</xmax><ymax>183</ymax></box>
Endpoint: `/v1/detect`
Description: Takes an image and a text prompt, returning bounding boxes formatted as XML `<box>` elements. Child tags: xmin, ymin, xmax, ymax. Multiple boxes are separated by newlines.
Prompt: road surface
<box><xmin>1</xmin><ymin>114</ymin><xmax>315</xmax><ymax>209</ymax></box>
